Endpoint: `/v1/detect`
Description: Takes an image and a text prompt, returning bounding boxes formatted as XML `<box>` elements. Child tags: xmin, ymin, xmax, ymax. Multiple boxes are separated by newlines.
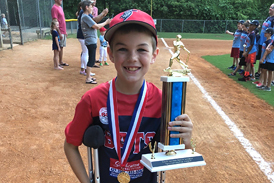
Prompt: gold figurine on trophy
<box><xmin>164</xmin><ymin>34</ymin><xmax>191</xmax><ymax>76</ymax></box>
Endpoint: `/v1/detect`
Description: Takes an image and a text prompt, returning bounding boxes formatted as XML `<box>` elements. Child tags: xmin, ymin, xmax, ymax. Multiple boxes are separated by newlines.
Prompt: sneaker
<box><xmin>250</xmin><ymin>77</ymin><xmax>255</xmax><ymax>81</ymax></box>
<box><xmin>252</xmin><ymin>81</ymin><xmax>260</xmax><ymax>85</ymax></box>
<box><xmin>238</xmin><ymin>69</ymin><xmax>244</xmax><ymax>73</ymax></box>
<box><xmin>263</xmin><ymin>86</ymin><xmax>271</xmax><ymax>91</ymax></box>
<box><xmin>255</xmin><ymin>72</ymin><xmax>260</xmax><ymax>79</ymax></box>
<box><xmin>238</xmin><ymin>77</ymin><xmax>247</xmax><ymax>81</ymax></box>
<box><xmin>99</xmin><ymin>62</ymin><xmax>103</xmax><ymax>66</ymax></box>
<box><xmin>228</xmin><ymin>65</ymin><xmax>235</xmax><ymax>69</ymax></box>
<box><xmin>271</xmin><ymin>81</ymin><xmax>274</xmax><ymax>86</ymax></box>
<box><xmin>232</xmin><ymin>66</ymin><xmax>237</xmax><ymax>70</ymax></box>
<box><xmin>80</xmin><ymin>71</ymin><xmax>86</xmax><ymax>75</ymax></box>
<box><xmin>228</xmin><ymin>73</ymin><xmax>236</xmax><ymax>76</ymax></box>
<box><xmin>104</xmin><ymin>62</ymin><xmax>109</xmax><ymax>66</ymax></box>
<box><xmin>256</xmin><ymin>83</ymin><xmax>263</xmax><ymax>88</ymax></box>
<box><xmin>258</xmin><ymin>85</ymin><xmax>265</xmax><ymax>89</ymax></box>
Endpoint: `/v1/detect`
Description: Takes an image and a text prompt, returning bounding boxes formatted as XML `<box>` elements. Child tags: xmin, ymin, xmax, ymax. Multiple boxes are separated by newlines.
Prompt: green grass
<box><xmin>158</xmin><ymin>32</ymin><xmax>233</xmax><ymax>40</ymax></box>
<box><xmin>202</xmin><ymin>54</ymin><xmax>274</xmax><ymax>107</ymax></box>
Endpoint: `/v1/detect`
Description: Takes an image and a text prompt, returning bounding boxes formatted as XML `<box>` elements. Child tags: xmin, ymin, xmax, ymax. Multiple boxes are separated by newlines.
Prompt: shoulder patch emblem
<box><xmin>99</xmin><ymin>107</ymin><xmax>108</xmax><ymax>125</ymax></box>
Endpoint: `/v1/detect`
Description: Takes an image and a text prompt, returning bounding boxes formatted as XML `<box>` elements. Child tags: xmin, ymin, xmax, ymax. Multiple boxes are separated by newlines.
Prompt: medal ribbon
<box><xmin>107</xmin><ymin>78</ymin><xmax>148</xmax><ymax>167</ymax></box>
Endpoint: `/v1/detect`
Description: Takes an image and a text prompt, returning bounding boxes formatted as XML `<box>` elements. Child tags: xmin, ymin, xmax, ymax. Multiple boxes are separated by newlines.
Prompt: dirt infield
<box><xmin>0</xmin><ymin>38</ymin><xmax>273</xmax><ymax>183</ymax></box>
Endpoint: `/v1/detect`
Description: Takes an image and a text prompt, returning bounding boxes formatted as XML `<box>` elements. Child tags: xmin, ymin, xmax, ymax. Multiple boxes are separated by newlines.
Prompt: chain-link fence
<box><xmin>0</xmin><ymin>0</ymin><xmax>265</xmax><ymax>51</ymax></box>
<box><xmin>0</xmin><ymin>0</ymin><xmax>55</xmax><ymax>50</ymax></box>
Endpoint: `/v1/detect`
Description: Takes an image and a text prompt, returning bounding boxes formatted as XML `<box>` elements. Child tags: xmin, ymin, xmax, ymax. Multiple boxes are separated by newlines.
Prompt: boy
<box><xmin>226</xmin><ymin>20</ymin><xmax>244</xmax><ymax>70</ymax></box>
<box><xmin>260</xmin><ymin>28</ymin><xmax>274</xmax><ymax>91</ymax></box>
<box><xmin>99</xmin><ymin>27</ymin><xmax>109</xmax><ymax>66</ymax></box>
<box><xmin>238</xmin><ymin>20</ymin><xmax>259</xmax><ymax>81</ymax></box>
<box><xmin>64</xmin><ymin>9</ymin><xmax>193</xmax><ymax>183</ymax></box>
<box><xmin>256</xmin><ymin>28</ymin><xmax>273</xmax><ymax>89</ymax></box>
<box><xmin>228</xmin><ymin>21</ymin><xmax>249</xmax><ymax>76</ymax></box>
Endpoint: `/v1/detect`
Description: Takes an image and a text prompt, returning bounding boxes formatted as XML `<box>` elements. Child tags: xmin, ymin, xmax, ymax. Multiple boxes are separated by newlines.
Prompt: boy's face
<box><xmin>264</xmin><ymin>32</ymin><xmax>271</xmax><ymax>38</ymax></box>
<box><xmin>108</xmin><ymin>31</ymin><xmax>159</xmax><ymax>85</ymax></box>
<box><xmin>237</xmin><ymin>23</ymin><xmax>242</xmax><ymax>30</ymax></box>
<box><xmin>249</xmin><ymin>24</ymin><xmax>256</xmax><ymax>31</ymax></box>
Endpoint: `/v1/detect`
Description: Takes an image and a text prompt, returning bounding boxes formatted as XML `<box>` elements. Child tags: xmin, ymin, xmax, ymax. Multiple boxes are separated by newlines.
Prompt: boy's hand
<box><xmin>259</xmin><ymin>59</ymin><xmax>263</xmax><ymax>64</ymax></box>
<box><xmin>168</xmin><ymin>114</ymin><xmax>193</xmax><ymax>148</ymax></box>
<box><xmin>243</xmin><ymin>52</ymin><xmax>248</xmax><ymax>58</ymax></box>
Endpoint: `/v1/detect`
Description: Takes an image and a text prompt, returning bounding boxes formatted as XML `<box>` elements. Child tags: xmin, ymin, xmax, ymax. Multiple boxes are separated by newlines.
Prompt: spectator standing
<box><xmin>92</xmin><ymin>0</ymin><xmax>98</xmax><ymax>17</ymax></box>
<box><xmin>1</xmin><ymin>13</ymin><xmax>8</xmax><ymax>37</ymax></box>
<box><xmin>51</xmin><ymin>20</ymin><xmax>62</xmax><ymax>70</ymax></box>
<box><xmin>81</xmin><ymin>1</ymin><xmax>111</xmax><ymax>84</ymax></box>
<box><xmin>98</xmin><ymin>27</ymin><xmax>109</xmax><ymax>66</ymax></box>
<box><xmin>51</xmin><ymin>0</ymin><xmax>69</xmax><ymax>67</ymax></box>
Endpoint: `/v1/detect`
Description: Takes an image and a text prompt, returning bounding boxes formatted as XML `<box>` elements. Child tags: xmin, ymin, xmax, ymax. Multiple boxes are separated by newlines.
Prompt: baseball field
<box><xmin>0</xmin><ymin>37</ymin><xmax>274</xmax><ymax>183</ymax></box>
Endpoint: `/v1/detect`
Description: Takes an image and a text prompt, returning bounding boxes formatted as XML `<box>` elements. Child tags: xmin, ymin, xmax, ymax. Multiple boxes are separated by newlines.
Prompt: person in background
<box><xmin>51</xmin><ymin>0</ymin><xmax>69</xmax><ymax>67</ymax></box>
<box><xmin>257</xmin><ymin>3</ymin><xmax>274</xmax><ymax>78</ymax></box>
<box><xmin>238</xmin><ymin>20</ymin><xmax>259</xmax><ymax>82</ymax></box>
<box><xmin>228</xmin><ymin>20</ymin><xmax>249</xmax><ymax>77</ymax></box>
<box><xmin>51</xmin><ymin>20</ymin><xmax>62</xmax><ymax>70</ymax></box>
<box><xmin>92</xmin><ymin>0</ymin><xmax>98</xmax><ymax>17</ymax></box>
<box><xmin>80</xmin><ymin>1</ymin><xmax>111</xmax><ymax>84</ymax></box>
<box><xmin>98</xmin><ymin>27</ymin><xmax>109</xmax><ymax>66</ymax></box>
<box><xmin>1</xmin><ymin>13</ymin><xmax>8</xmax><ymax>37</ymax></box>
<box><xmin>257</xmin><ymin>28</ymin><xmax>274</xmax><ymax>89</ymax></box>
<box><xmin>226</xmin><ymin>20</ymin><xmax>244</xmax><ymax>70</ymax></box>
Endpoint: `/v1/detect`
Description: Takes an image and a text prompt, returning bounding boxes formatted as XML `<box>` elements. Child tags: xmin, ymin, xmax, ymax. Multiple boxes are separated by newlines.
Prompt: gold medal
<box><xmin>117</xmin><ymin>171</ymin><xmax>131</xmax><ymax>183</ymax></box>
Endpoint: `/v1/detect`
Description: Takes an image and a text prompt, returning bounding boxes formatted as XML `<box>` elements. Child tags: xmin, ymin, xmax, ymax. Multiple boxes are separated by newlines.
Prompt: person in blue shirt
<box><xmin>238</xmin><ymin>20</ymin><xmax>259</xmax><ymax>81</ymax></box>
<box><xmin>226</xmin><ymin>20</ymin><xmax>244</xmax><ymax>70</ymax></box>
<box><xmin>98</xmin><ymin>27</ymin><xmax>109</xmax><ymax>66</ymax></box>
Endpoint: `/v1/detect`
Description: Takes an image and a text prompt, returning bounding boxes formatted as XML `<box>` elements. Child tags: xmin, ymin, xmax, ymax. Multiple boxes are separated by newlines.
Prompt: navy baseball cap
<box><xmin>265</xmin><ymin>27</ymin><xmax>274</xmax><ymax>35</ymax></box>
<box><xmin>250</xmin><ymin>20</ymin><xmax>260</xmax><ymax>27</ymax></box>
<box><xmin>238</xmin><ymin>20</ymin><xmax>245</xmax><ymax>24</ymax></box>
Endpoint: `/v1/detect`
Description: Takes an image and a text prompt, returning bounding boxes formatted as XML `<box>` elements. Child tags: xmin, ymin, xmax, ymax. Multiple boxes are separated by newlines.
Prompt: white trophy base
<box><xmin>140</xmin><ymin>149</ymin><xmax>206</xmax><ymax>172</ymax></box>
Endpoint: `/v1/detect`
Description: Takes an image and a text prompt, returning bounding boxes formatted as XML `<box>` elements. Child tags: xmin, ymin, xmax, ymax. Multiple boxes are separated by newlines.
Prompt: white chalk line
<box><xmin>161</xmin><ymin>38</ymin><xmax>274</xmax><ymax>182</ymax></box>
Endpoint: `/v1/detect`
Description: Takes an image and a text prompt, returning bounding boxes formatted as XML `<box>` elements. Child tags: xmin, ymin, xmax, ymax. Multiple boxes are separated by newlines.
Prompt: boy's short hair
<box><xmin>105</xmin><ymin>9</ymin><xmax>158</xmax><ymax>48</ymax></box>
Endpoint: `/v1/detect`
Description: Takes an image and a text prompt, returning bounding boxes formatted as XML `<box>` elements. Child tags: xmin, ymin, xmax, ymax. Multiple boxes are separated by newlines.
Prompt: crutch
<box><xmin>83</xmin><ymin>125</ymin><xmax>105</xmax><ymax>183</ymax></box>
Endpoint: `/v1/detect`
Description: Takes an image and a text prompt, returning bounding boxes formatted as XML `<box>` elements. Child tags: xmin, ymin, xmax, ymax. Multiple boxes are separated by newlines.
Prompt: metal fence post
<box><xmin>160</xmin><ymin>19</ymin><xmax>162</xmax><ymax>32</ymax></box>
<box><xmin>16</xmin><ymin>0</ymin><xmax>23</xmax><ymax>44</ymax></box>
<box><xmin>182</xmin><ymin>20</ymin><xmax>184</xmax><ymax>33</ymax></box>
<box><xmin>4</xmin><ymin>0</ymin><xmax>13</xmax><ymax>49</ymax></box>
<box><xmin>37</xmin><ymin>0</ymin><xmax>42</xmax><ymax>38</ymax></box>
<box><xmin>203</xmin><ymin>20</ymin><xmax>205</xmax><ymax>33</ymax></box>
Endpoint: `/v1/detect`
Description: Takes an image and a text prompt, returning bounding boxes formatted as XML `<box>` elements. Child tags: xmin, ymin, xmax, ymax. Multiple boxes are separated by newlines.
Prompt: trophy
<box><xmin>140</xmin><ymin>35</ymin><xmax>206</xmax><ymax>174</ymax></box>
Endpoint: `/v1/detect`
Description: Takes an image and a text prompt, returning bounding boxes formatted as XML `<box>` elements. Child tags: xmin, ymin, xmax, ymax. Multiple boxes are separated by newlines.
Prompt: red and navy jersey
<box><xmin>245</xmin><ymin>31</ymin><xmax>257</xmax><ymax>54</ymax></box>
<box><xmin>266</xmin><ymin>40</ymin><xmax>274</xmax><ymax>63</ymax></box>
<box><xmin>65</xmin><ymin>80</ymin><xmax>162</xmax><ymax>183</ymax></box>
<box><xmin>261</xmin><ymin>39</ymin><xmax>273</xmax><ymax>63</ymax></box>
<box><xmin>259</xmin><ymin>16</ymin><xmax>274</xmax><ymax>45</ymax></box>
<box><xmin>240</xmin><ymin>31</ymin><xmax>248</xmax><ymax>51</ymax></box>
